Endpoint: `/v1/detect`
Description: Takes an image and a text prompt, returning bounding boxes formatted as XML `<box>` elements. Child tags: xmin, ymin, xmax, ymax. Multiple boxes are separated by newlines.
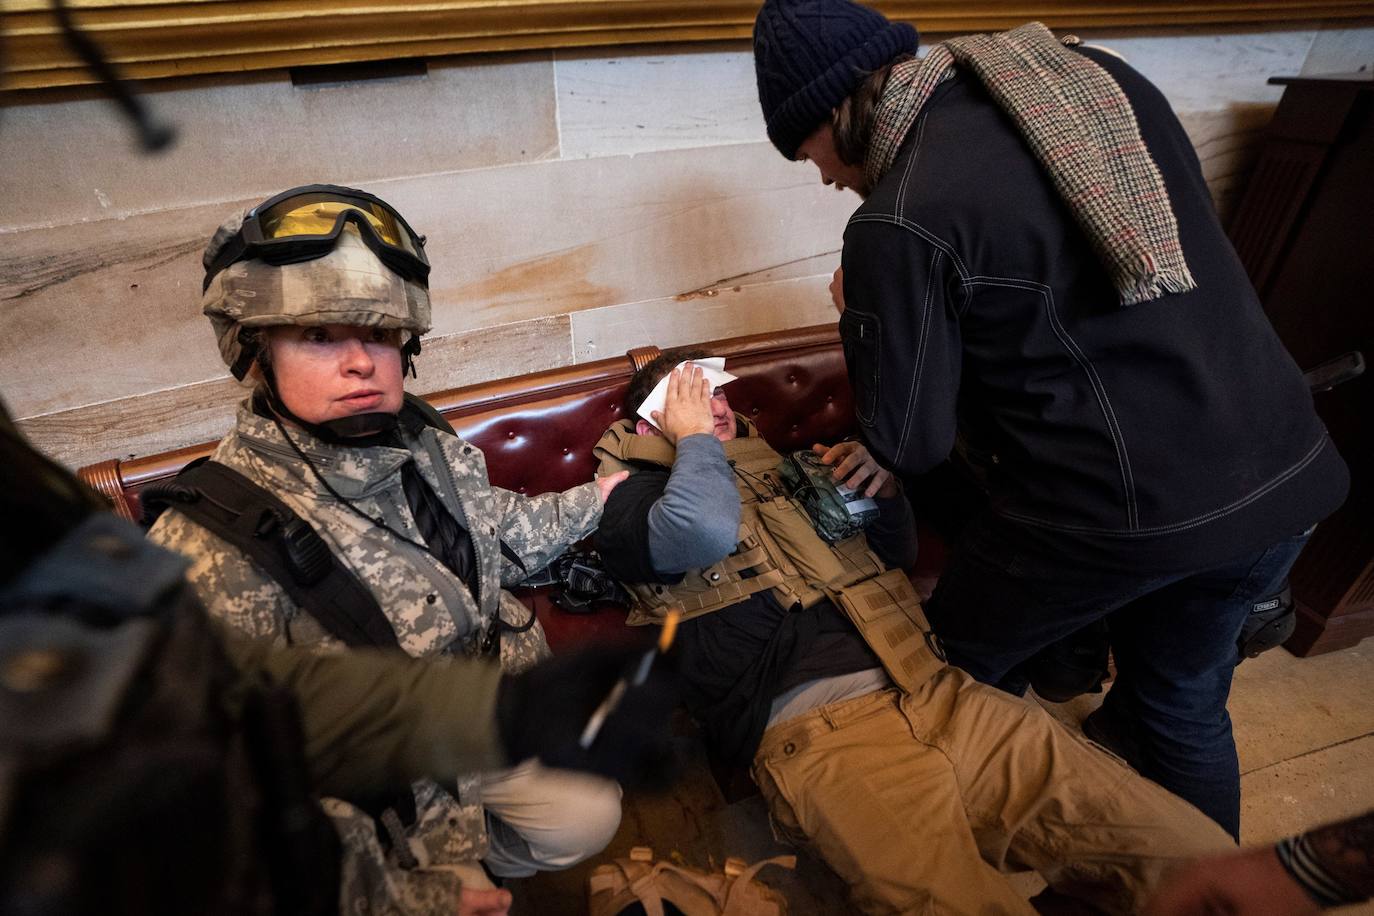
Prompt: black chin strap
<box><xmin>315</xmin><ymin>412</ymin><xmax>400</xmax><ymax>442</ymax></box>
<box><xmin>253</xmin><ymin>379</ymin><xmax>398</xmax><ymax>447</ymax></box>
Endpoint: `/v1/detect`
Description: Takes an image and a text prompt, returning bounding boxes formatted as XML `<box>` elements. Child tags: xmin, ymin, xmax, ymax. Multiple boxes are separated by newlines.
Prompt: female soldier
<box><xmin>149</xmin><ymin>185</ymin><xmax>629</xmax><ymax>916</ymax></box>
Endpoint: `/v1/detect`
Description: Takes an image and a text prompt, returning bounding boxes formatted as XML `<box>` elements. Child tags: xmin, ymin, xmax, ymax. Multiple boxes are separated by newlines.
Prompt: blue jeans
<box><xmin>924</xmin><ymin>519</ymin><xmax>1310</xmax><ymax>839</ymax></box>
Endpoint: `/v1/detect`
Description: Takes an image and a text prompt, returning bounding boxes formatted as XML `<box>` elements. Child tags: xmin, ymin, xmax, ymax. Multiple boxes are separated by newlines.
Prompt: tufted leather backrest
<box><xmin>453</xmin><ymin>388</ymin><xmax>629</xmax><ymax>496</ymax></box>
<box><xmin>453</xmin><ymin>332</ymin><xmax>855</xmax><ymax>497</ymax></box>
<box><xmin>79</xmin><ymin>325</ymin><xmax>853</xmax><ymax>520</ymax></box>
<box><xmin>718</xmin><ymin>343</ymin><xmax>853</xmax><ymax>455</ymax></box>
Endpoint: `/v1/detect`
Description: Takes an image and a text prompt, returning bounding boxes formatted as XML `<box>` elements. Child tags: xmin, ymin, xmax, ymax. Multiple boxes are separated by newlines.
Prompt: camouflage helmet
<box><xmin>201</xmin><ymin>208</ymin><xmax>432</xmax><ymax>380</ymax></box>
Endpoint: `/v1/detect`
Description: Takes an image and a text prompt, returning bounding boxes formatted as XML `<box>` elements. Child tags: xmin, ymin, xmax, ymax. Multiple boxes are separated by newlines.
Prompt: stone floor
<box><xmin>511</xmin><ymin>640</ymin><xmax>1374</xmax><ymax>914</ymax></box>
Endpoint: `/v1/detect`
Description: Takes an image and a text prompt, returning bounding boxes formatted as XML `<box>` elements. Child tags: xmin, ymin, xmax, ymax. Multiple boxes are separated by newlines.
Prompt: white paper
<box><xmin>636</xmin><ymin>357</ymin><xmax>737</xmax><ymax>430</ymax></box>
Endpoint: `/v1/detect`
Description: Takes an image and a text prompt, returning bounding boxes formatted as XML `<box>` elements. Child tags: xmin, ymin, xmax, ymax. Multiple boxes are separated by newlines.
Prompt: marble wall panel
<box><xmin>384</xmin><ymin>142</ymin><xmax>854</xmax><ymax>337</ymax></box>
<box><xmin>547</xmin><ymin>29</ymin><xmax>1325</xmax><ymax>228</ymax></box>
<box><xmin>555</xmin><ymin>44</ymin><xmax>764</xmax><ymax>159</ymax></box>
<box><xmin>551</xmin><ymin>30</ymin><xmax>1322</xmax><ymax>166</ymax></box>
<box><xmin>1300</xmin><ymin>22</ymin><xmax>1374</xmax><ymax>74</ymax></box>
<box><xmin>19</xmin><ymin>316</ymin><xmax>571</xmax><ymax>468</ymax></box>
<box><xmin>410</xmin><ymin>315</ymin><xmax>573</xmax><ymax>392</ymax></box>
<box><xmin>0</xmin><ymin>141</ymin><xmax>851</xmax><ymax>420</ymax></box>
<box><xmin>20</xmin><ymin>375</ymin><xmax>246</xmax><ymax>470</ymax></box>
<box><xmin>0</xmin><ymin>54</ymin><xmax>558</xmax><ymax>232</ymax></box>
<box><xmin>570</xmin><ymin>272</ymin><xmax>839</xmax><ymax>363</ymax></box>
<box><xmin>1178</xmin><ymin>106</ymin><xmax>1277</xmax><ymax>223</ymax></box>
<box><xmin>708</xmin><ymin>250</ymin><xmax>843</xmax><ymax>286</ymax></box>
<box><xmin>0</xmin><ymin>204</ymin><xmax>231</xmax><ymax>419</ymax></box>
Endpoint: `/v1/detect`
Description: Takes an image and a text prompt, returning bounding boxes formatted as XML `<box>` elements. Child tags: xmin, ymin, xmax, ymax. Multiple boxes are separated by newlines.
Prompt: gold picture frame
<box><xmin>6</xmin><ymin>0</ymin><xmax>1371</xmax><ymax>91</ymax></box>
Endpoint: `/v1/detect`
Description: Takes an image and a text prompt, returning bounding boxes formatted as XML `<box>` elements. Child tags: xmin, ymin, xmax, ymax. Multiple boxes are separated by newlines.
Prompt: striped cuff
<box><xmin>1276</xmin><ymin>834</ymin><xmax>1366</xmax><ymax>908</ymax></box>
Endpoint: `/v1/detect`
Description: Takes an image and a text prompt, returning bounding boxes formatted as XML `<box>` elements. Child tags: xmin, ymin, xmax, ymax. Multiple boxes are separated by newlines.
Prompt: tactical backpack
<box><xmin>0</xmin><ymin>513</ymin><xmax>340</xmax><ymax>916</ymax></box>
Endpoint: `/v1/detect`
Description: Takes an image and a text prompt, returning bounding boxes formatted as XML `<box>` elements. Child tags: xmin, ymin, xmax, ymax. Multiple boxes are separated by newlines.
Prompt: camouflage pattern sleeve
<box><xmin>490</xmin><ymin>481</ymin><xmax>603</xmax><ymax>586</ymax></box>
<box><xmin>496</xmin><ymin>593</ymin><xmax>553</xmax><ymax>674</ymax></box>
<box><xmin>220</xmin><ymin>628</ymin><xmax>508</xmax><ymax>797</ymax></box>
<box><xmin>321</xmin><ymin>798</ymin><xmax>469</xmax><ymax>916</ymax></box>
<box><xmin>148</xmin><ymin>507</ymin><xmax>293</xmax><ymax>642</ymax></box>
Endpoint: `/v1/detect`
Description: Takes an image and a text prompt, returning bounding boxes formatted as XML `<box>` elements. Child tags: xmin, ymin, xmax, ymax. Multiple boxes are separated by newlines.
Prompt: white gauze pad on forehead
<box><xmin>636</xmin><ymin>357</ymin><xmax>737</xmax><ymax>430</ymax></box>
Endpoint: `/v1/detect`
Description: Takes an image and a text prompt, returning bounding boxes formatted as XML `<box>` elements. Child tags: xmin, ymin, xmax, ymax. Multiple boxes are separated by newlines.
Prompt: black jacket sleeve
<box><xmin>841</xmin><ymin>216</ymin><xmax>964</xmax><ymax>477</ymax></box>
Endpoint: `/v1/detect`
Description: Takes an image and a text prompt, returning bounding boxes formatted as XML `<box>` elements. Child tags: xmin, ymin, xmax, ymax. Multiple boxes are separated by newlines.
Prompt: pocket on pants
<box><xmin>753</xmin><ymin>755</ymin><xmax>811</xmax><ymax>849</ymax></box>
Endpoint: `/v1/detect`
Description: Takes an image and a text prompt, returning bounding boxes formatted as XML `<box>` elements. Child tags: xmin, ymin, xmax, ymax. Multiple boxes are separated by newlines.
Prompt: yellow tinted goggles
<box><xmin>204</xmin><ymin>184</ymin><xmax>429</xmax><ymax>292</ymax></box>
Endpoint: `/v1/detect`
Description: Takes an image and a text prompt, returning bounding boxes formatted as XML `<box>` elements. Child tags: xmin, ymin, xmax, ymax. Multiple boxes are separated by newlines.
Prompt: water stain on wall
<box><xmin>443</xmin><ymin>243</ymin><xmax>614</xmax><ymax>328</ymax></box>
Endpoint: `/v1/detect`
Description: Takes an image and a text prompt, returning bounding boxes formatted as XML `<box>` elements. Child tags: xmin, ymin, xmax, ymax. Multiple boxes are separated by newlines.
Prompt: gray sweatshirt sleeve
<box><xmin>646</xmin><ymin>434</ymin><xmax>741</xmax><ymax>575</ymax></box>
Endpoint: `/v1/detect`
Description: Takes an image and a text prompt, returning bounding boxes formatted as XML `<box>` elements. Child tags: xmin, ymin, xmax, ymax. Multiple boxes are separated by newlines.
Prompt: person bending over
<box><xmin>752</xmin><ymin>0</ymin><xmax>1348</xmax><ymax>839</ymax></box>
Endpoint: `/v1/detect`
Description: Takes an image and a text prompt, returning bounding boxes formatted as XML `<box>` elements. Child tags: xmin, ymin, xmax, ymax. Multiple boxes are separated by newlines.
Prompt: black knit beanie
<box><xmin>753</xmin><ymin>0</ymin><xmax>919</xmax><ymax>160</ymax></box>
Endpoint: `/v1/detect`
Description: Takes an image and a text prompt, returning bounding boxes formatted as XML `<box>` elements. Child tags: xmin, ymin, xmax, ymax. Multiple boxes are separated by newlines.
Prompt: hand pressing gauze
<box><xmin>636</xmin><ymin>357</ymin><xmax>737</xmax><ymax>431</ymax></box>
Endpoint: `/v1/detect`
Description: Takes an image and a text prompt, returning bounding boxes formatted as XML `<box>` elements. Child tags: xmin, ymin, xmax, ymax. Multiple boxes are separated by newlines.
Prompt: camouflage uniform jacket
<box><xmin>149</xmin><ymin>401</ymin><xmax>603</xmax><ymax>914</ymax></box>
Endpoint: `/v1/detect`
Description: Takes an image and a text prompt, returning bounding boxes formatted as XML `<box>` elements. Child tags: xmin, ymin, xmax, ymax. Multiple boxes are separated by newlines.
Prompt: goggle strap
<box><xmin>230</xmin><ymin>340</ymin><xmax>259</xmax><ymax>381</ymax></box>
<box><xmin>203</xmin><ymin>233</ymin><xmax>251</xmax><ymax>293</ymax></box>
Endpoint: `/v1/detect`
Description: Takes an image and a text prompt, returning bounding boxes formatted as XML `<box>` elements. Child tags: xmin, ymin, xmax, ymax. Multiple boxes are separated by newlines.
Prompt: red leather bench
<box><xmin>78</xmin><ymin>323</ymin><xmax>945</xmax><ymax>650</ymax></box>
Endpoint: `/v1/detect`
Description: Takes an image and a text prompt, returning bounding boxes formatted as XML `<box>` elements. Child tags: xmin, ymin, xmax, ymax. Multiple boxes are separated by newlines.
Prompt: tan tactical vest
<box><xmin>588</xmin><ymin>846</ymin><xmax>794</xmax><ymax>916</ymax></box>
<box><xmin>593</xmin><ymin>419</ymin><xmax>945</xmax><ymax>693</ymax></box>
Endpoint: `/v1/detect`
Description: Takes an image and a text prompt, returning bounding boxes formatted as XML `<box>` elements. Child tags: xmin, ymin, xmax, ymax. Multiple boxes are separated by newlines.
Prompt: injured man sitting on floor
<box><xmin>593</xmin><ymin>348</ymin><xmax>1237</xmax><ymax>916</ymax></box>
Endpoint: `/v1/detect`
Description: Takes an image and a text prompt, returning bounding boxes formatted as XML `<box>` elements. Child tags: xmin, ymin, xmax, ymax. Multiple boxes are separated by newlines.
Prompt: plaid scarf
<box><xmin>865</xmin><ymin>22</ymin><xmax>1195</xmax><ymax>306</ymax></box>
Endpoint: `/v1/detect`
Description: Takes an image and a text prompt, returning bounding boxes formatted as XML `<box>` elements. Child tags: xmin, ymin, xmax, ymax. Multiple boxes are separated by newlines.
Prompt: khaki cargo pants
<box><xmin>752</xmin><ymin>668</ymin><xmax>1234</xmax><ymax>915</ymax></box>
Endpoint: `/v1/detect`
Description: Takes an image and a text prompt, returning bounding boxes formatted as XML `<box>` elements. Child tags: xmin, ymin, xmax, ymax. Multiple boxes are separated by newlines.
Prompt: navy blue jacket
<box><xmin>840</xmin><ymin>47</ymin><xmax>1349</xmax><ymax>572</ymax></box>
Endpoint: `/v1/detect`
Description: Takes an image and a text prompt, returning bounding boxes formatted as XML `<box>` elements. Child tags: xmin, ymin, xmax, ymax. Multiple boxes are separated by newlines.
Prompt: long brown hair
<box><xmin>831</xmin><ymin>53</ymin><xmax>914</xmax><ymax>167</ymax></box>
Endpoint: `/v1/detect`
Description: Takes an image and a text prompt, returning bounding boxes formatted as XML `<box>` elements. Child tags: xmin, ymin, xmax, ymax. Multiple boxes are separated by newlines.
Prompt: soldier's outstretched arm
<box><xmin>487</xmin><ymin>481</ymin><xmax>605</xmax><ymax>584</ymax></box>
<box><xmin>223</xmin><ymin>625</ymin><xmax>681</xmax><ymax>795</ymax></box>
<box><xmin>221</xmin><ymin>626</ymin><xmax>507</xmax><ymax>797</ymax></box>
